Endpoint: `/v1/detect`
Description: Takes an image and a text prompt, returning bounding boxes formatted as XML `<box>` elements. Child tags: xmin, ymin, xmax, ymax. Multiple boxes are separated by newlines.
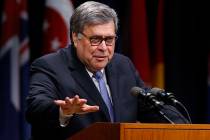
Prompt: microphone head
<box><xmin>150</xmin><ymin>87</ymin><xmax>165</xmax><ymax>94</ymax></box>
<box><xmin>130</xmin><ymin>87</ymin><xmax>146</xmax><ymax>97</ymax></box>
<box><xmin>151</xmin><ymin>87</ymin><xmax>178</xmax><ymax>104</ymax></box>
<box><xmin>150</xmin><ymin>87</ymin><xmax>167</xmax><ymax>98</ymax></box>
<box><xmin>130</xmin><ymin>86</ymin><xmax>164</xmax><ymax>109</ymax></box>
<box><xmin>165</xmin><ymin>92</ymin><xmax>177</xmax><ymax>103</ymax></box>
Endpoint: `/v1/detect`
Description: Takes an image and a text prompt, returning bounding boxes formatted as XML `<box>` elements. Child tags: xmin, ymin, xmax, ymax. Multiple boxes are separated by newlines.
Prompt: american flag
<box><xmin>0</xmin><ymin>0</ymin><xmax>30</xmax><ymax>139</ymax></box>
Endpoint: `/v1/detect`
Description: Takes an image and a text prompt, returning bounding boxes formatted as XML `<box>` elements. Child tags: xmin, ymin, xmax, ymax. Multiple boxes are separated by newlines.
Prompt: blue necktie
<box><xmin>93</xmin><ymin>71</ymin><xmax>114</xmax><ymax>122</ymax></box>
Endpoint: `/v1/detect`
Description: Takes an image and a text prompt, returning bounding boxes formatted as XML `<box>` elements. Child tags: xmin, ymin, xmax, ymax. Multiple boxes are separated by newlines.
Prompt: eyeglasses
<box><xmin>78</xmin><ymin>32</ymin><xmax>117</xmax><ymax>46</ymax></box>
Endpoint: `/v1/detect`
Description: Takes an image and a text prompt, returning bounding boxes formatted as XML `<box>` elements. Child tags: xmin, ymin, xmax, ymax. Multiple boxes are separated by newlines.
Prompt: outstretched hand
<box><xmin>54</xmin><ymin>95</ymin><xmax>99</xmax><ymax>115</ymax></box>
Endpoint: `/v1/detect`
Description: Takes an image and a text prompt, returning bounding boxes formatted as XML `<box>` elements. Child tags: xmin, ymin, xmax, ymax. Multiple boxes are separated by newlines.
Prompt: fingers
<box><xmin>82</xmin><ymin>105</ymin><xmax>99</xmax><ymax>112</ymax></box>
<box><xmin>54</xmin><ymin>100</ymin><xmax>66</xmax><ymax>106</ymax></box>
<box><xmin>64</xmin><ymin>97</ymin><xmax>72</xmax><ymax>104</ymax></box>
<box><xmin>54</xmin><ymin>95</ymin><xmax>99</xmax><ymax>115</ymax></box>
<box><xmin>64</xmin><ymin>95</ymin><xmax>87</xmax><ymax>106</ymax></box>
<box><xmin>72</xmin><ymin>95</ymin><xmax>81</xmax><ymax>105</ymax></box>
<box><xmin>75</xmin><ymin>105</ymin><xmax>99</xmax><ymax>115</ymax></box>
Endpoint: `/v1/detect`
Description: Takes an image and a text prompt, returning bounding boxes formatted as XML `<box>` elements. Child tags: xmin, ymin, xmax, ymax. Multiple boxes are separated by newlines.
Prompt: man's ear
<box><xmin>72</xmin><ymin>32</ymin><xmax>78</xmax><ymax>47</ymax></box>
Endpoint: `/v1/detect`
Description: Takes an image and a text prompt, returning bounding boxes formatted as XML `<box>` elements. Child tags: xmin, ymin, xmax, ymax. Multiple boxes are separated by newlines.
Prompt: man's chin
<box><xmin>93</xmin><ymin>63</ymin><xmax>107</xmax><ymax>71</ymax></box>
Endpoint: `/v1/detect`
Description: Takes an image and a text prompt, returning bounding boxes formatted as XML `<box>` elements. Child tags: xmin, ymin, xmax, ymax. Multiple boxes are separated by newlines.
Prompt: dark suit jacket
<box><xmin>26</xmin><ymin>46</ymin><xmax>188</xmax><ymax>140</ymax></box>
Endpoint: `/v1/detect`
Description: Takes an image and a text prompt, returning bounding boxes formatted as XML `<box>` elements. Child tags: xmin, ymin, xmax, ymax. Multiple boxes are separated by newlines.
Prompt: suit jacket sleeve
<box><xmin>26</xmin><ymin>57</ymin><xmax>61</xmax><ymax>128</ymax></box>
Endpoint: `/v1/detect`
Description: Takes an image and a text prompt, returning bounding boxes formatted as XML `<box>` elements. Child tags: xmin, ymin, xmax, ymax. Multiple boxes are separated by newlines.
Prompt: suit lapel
<box><xmin>65</xmin><ymin>46</ymin><xmax>112</xmax><ymax>121</ymax></box>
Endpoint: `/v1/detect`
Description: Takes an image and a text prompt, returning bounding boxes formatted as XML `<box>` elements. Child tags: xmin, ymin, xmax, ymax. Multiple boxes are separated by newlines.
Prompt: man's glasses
<box><xmin>78</xmin><ymin>32</ymin><xmax>117</xmax><ymax>46</ymax></box>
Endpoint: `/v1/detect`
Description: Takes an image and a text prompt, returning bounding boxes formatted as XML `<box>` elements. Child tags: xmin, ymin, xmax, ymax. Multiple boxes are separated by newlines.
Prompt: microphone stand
<box><xmin>146</xmin><ymin>92</ymin><xmax>175</xmax><ymax>124</ymax></box>
<box><xmin>158</xmin><ymin>110</ymin><xmax>175</xmax><ymax>124</ymax></box>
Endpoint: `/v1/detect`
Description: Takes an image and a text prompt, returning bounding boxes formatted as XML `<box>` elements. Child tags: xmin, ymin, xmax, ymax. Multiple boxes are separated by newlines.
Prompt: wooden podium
<box><xmin>68</xmin><ymin>123</ymin><xmax>210</xmax><ymax>140</ymax></box>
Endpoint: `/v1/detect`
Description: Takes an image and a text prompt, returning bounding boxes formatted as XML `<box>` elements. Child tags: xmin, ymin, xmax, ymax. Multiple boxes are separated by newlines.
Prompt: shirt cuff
<box><xmin>59</xmin><ymin>107</ymin><xmax>74</xmax><ymax>127</ymax></box>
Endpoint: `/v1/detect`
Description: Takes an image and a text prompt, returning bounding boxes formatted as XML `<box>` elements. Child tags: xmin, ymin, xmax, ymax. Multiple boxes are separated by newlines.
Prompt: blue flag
<box><xmin>0</xmin><ymin>0</ymin><xmax>30</xmax><ymax>139</ymax></box>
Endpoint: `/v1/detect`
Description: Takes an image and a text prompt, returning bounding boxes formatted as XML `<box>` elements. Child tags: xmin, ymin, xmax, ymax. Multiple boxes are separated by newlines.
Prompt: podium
<box><xmin>68</xmin><ymin>123</ymin><xmax>210</xmax><ymax>140</ymax></box>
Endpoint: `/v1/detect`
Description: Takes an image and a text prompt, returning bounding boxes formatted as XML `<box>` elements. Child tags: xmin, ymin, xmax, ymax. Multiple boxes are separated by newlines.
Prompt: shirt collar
<box><xmin>86</xmin><ymin>68</ymin><xmax>105</xmax><ymax>78</ymax></box>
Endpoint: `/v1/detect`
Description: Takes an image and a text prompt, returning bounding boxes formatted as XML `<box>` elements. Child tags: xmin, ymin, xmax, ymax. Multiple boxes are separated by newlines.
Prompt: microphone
<box><xmin>130</xmin><ymin>87</ymin><xmax>163</xmax><ymax>109</ymax></box>
<box><xmin>150</xmin><ymin>87</ymin><xmax>192</xmax><ymax>124</ymax></box>
<box><xmin>130</xmin><ymin>86</ymin><xmax>175</xmax><ymax>124</ymax></box>
<box><xmin>150</xmin><ymin>87</ymin><xmax>179</xmax><ymax>105</ymax></box>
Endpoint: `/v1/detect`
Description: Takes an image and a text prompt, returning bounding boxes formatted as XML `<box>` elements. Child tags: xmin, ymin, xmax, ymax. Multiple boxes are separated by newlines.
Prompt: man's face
<box><xmin>73</xmin><ymin>21</ymin><xmax>116</xmax><ymax>72</ymax></box>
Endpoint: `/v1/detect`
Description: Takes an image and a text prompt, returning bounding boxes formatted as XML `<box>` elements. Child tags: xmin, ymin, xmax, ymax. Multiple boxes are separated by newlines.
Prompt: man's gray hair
<box><xmin>70</xmin><ymin>1</ymin><xmax>118</xmax><ymax>36</ymax></box>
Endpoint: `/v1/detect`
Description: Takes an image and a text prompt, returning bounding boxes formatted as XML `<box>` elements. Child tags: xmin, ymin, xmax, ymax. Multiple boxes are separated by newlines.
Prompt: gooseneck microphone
<box><xmin>130</xmin><ymin>87</ymin><xmax>163</xmax><ymax>109</ymax></box>
<box><xmin>130</xmin><ymin>86</ymin><xmax>175</xmax><ymax>124</ymax></box>
<box><xmin>150</xmin><ymin>87</ymin><xmax>192</xmax><ymax>124</ymax></box>
<box><xmin>150</xmin><ymin>87</ymin><xmax>179</xmax><ymax>105</ymax></box>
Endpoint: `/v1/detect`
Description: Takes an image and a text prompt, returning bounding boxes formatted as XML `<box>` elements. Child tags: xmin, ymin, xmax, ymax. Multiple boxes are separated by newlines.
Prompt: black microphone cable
<box><xmin>130</xmin><ymin>86</ymin><xmax>175</xmax><ymax>124</ymax></box>
<box><xmin>150</xmin><ymin>87</ymin><xmax>192</xmax><ymax>124</ymax></box>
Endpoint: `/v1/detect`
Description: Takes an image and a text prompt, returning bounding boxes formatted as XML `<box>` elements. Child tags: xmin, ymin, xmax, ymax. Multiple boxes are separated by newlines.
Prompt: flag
<box><xmin>130</xmin><ymin>0</ymin><xmax>165</xmax><ymax>88</ymax></box>
<box><xmin>0</xmin><ymin>0</ymin><xmax>30</xmax><ymax>139</ymax></box>
<box><xmin>152</xmin><ymin>0</ymin><xmax>165</xmax><ymax>88</ymax></box>
<box><xmin>130</xmin><ymin>0</ymin><xmax>151</xmax><ymax>86</ymax></box>
<box><xmin>19</xmin><ymin>0</ymin><xmax>30</xmax><ymax>139</ymax></box>
<box><xmin>42</xmin><ymin>0</ymin><xmax>74</xmax><ymax>54</ymax></box>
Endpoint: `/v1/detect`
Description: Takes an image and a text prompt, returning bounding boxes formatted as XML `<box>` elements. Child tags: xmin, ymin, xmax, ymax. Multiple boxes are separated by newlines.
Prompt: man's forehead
<box><xmin>83</xmin><ymin>22</ymin><xmax>115</xmax><ymax>35</ymax></box>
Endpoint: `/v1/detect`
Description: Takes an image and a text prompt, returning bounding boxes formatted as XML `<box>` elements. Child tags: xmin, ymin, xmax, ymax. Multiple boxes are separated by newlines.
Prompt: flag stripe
<box><xmin>130</xmin><ymin>0</ymin><xmax>151</xmax><ymax>85</ymax></box>
<box><xmin>43</xmin><ymin>0</ymin><xmax>74</xmax><ymax>54</ymax></box>
<box><xmin>152</xmin><ymin>0</ymin><xmax>165</xmax><ymax>88</ymax></box>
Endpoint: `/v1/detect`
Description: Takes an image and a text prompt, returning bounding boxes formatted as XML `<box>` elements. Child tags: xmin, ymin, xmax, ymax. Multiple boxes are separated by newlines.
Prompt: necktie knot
<box><xmin>93</xmin><ymin>71</ymin><xmax>103</xmax><ymax>80</ymax></box>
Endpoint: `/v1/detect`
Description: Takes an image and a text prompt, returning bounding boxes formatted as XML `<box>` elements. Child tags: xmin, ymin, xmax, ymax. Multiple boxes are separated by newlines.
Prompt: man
<box><xmin>26</xmin><ymin>1</ymin><xmax>188</xmax><ymax>140</ymax></box>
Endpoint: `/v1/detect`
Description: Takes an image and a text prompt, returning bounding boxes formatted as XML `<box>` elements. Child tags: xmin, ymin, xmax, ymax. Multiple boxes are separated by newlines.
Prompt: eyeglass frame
<box><xmin>77</xmin><ymin>32</ymin><xmax>117</xmax><ymax>46</ymax></box>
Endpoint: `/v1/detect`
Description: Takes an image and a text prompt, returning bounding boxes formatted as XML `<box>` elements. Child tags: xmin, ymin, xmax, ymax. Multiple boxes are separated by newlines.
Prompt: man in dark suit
<box><xmin>26</xmin><ymin>1</ymin><xmax>189</xmax><ymax>140</ymax></box>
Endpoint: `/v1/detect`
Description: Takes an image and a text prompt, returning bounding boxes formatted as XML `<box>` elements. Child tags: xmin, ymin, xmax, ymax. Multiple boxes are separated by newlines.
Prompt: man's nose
<box><xmin>98</xmin><ymin>40</ymin><xmax>107</xmax><ymax>50</ymax></box>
